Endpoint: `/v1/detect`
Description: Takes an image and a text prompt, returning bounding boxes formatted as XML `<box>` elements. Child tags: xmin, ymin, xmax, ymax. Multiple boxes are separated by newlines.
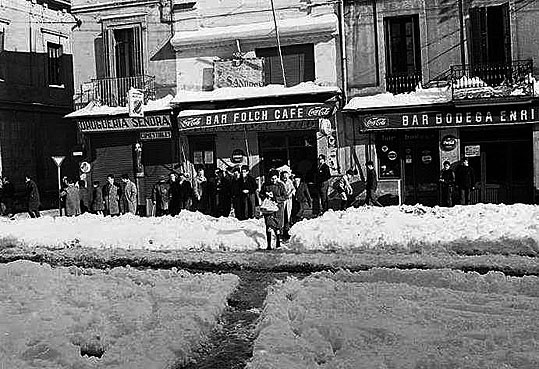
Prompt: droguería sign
<box><xmin>77</xmin><ymin>114</ymin><xmax>172</xmax><ymax>133</ymax></box>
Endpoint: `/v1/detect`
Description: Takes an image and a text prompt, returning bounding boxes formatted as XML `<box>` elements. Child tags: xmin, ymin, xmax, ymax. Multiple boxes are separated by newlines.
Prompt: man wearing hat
<box><xmin>152</xmin><ymin>175</ymin><xmax>170</xmax><ymax>216</ymax></box>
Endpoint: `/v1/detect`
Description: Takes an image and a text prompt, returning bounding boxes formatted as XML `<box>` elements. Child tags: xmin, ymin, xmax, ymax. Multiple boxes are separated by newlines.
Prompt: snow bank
<box><xmin>343</xmin><ymin>86</ymin><xmax>451</xmax><ymax>110</ymax></box>
<box><xmin>289</xmin><ymin>204</ymin><xmax>539</xmax><ymax>255</ymax></box>
<box><xmin>247</xmin><ymin>269</ymin><xmax>539</xmax><ymax>369</ymax></box>
<box><xmin>0</xmin><ymin>211</ymin><xmax>267</xmax><ymax>251</ymax></box>
<box><xmin>65</xmin><ymin>95</ymin><xmax>173</xmax><ymax>118</ymax></box>
<box><xmin>0</xmin><ymin>260</ymin><xmax>239</xmax><ymax>369</ymax></box>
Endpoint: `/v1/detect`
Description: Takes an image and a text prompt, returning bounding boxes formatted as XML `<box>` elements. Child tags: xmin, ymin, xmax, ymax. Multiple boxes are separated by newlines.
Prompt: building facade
<box><xmin>340</xmin><ymin>0</ymin><xmax>539</xmax><ymax>206</ymax></box>
<box><xmin>0</xmin><ymin>0</ymin><xmax>78</xmax><ymax>208</ymax></box>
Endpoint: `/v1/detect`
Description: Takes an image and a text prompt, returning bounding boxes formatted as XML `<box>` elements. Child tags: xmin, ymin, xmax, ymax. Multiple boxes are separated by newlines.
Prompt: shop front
<box><xmin>345</xmin><ymin>102</ymin><xmax>539</xmax><ymax>206</ymax></box>
<box><xmin>175</xmin><ymin>100</ymin><xmax>339</xmax><ymax>186</ymax></box>
<box><xmin>73</xmin><ymin>110</ymin><xmax>174</xmax><ymax>212</ymax></box>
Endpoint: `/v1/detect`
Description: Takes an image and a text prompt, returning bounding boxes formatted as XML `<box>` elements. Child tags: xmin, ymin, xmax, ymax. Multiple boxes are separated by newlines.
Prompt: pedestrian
<box><xmin>90</xmin><ymin>181</ymin><xmax>104</xmax><ymax>215</ymax></box>
<box><xmin>153</xmin><ymin>175</ymin><xmax>171</xmax><ymax>216</ymax></box>
<box><xmin>78</xmin><ymin>180</ymin><xmax>90</xmax><ymax>214</ymax></box>
<box><xmin>60</xmin><ymin>176</ymin><xmax>68</xmax><ymax>216</ymax></box>
<box><xmin>25</xmin><ymin>175</ymin><xmax>40</xmax><ymax>218</ymax></box>
<box><xmin>61</xmin><ymin>178</ymin><xmax>81</xmax><ymax>217</ymax></box>
<box><xmin>230</xmin><ymin>166</ymin><xmax>241</xmax><ymax>218</ymax></box>
<box><xmin>260</xmin><ymin>169</ymin><xmax>286</xmax><ymax>250</ymax></box>
<box><xmin>168</xmin><ymin>172</ymin><xmax>182</xmax><ymax>217</ymax></box>
<box><xmin>1</xmin><ymin>177</ymin><xmax>14</xmax><ymax>217</ymax></box>
<box><xmin>293</xmin><ymin>174</ymin><xmax>312</xmax><ymax>222</ymax></box>
<box><xmin>314</xmin><ymin>154</ymin><xmax>331</xmax><ymax>215</ymax></box>
<box><xmin>236</xmin><ymin>165</ymin><xmax>258</xmax><ymax>220</ymax></box>
<box><xmin>215</xmin><ymin>168</ymin><xmax>232</xmax><ymax>217</ymax></box>
<box><xmin>334</xmin><ymin>169</ymin><xmax>354</xmax><ymax>210</ymax></box>
<box><xmin>179</xmin><ymin>172</ymin><xmax>193</xmax><ymax>211</ymax></box>
<box><xmin>102</xmin><ymin>174</ymin><xmax>120</xmax><ymax>216</ymax></box>
<box><xmin>279</xmin><ymin>166</ymin><xmax>295</xmax><ymax>239</ymax></box>
<box><xmin>439</xmin><ymin>160</ymin><xmax>455</xmax><ymax>207</ymax></box>
<box><xmin>365</xmin><ymin>160</ymin><xmax>382</xmax><ymax>206</ymax></box>
<box><xmin>455</xmin><ymin>157</ymin><xmax>476</xmax><ymax>205</ymax></box>
<box><xmin>193</xmin><ymin>166</ymin><xmax>208</xmax><ymax>214</ymax></box>
<box><xmin>121</xmin><ymin>174</ymin><xmax>137</xmax><ymax>214</ymax></box>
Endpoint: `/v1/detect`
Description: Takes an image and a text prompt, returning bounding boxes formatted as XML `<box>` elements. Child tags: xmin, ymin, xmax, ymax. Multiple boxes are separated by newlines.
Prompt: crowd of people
<box><xmin>439</xmin><ymin>157</ymin><xmax>476</xmax><ymax>206</ymax></box>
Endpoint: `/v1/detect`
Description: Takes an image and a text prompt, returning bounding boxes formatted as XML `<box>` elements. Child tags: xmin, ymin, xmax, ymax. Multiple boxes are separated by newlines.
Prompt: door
<box><xmin>403</xmin><ymin>132</ymin><xmax>440</xmax><ymax>206</ymax></box>
<box><xmin>189</xmin><ymin>135</ymin><xmax>216</xmax><ymax>177</ymax></box>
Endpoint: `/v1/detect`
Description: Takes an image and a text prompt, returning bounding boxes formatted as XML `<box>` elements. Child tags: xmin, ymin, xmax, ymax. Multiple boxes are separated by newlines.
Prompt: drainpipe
<box><xmin>458</xmin><ymin>0</ymin><xmax>466</xmax><ymax>70</ymax></box>
<box><xmin>373</xmin><ymin>0</ymin><xmax>380</xmax><ymax>86</ymax></box>
<box><xmin>338</xmin><ymin>0</ymin><xmax>348</xmax><ymax>103</ymax></box>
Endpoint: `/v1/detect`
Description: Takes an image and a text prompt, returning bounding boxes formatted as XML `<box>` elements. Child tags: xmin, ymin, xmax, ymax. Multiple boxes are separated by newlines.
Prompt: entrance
<box><xmin>258</xmin><ymin>131</ymin><xmax>318</xmax><ymax>181</ymax></box>
<box><xmin>188</xmin><ymin>135</ymin><xmax>216</xmax><ymax>176</ymax></box>
<box><xmin>461</xmin><ymin>127</ymin><xmax>533</xmax><ymax>204</ymax></box>
<box><xmin>402</xmin><ymin>131</ymin><xmax>440</xmax><ymax>206</ymax></box>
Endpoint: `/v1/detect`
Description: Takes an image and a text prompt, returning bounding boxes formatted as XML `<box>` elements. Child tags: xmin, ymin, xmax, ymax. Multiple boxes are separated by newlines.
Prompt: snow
<box><xmin>1</xmin><ymin>204</ymin><xmax>538</xmax><ymax>255</ymax></box>
<box><xmin>65</xmin><ymin>95</ymin><xmax>173</xmax><ymax>118</ymax></box>
<box><xmin>247</xmin><ymin>269</ymin><xmax>539</xmax><ymax>369</ymax></box>
<box><xmin>171</xmin><ymin>13</ymin><xmax>337</xmax><ymax>49</ymax></box>
<box><xmin>343</xmin><ymin>86</ymin><xmax>451</xmax><ymax>110</ymax></box>
<box><xmin>172</xmin><ymin>82</ymin><xmax>341</xmax><ymax>104</ymax></box>
<box><xmin>0</xmin><ymin>260</ymin><xmax>239</xmax><ymax>369</ymax></box>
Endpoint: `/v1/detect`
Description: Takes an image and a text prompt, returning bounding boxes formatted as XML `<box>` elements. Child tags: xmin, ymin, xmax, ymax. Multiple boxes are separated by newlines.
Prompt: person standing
<box><xmin>179</xmin><ymin>172</ymin><xmax>193</xmax><ymax>211</ymax></box>
<box><xmin>230</xmin><ymin>167</ymin><xmax>241</xmax><ymax>218</ymax></box>
<box><xmin>260</xmin><ymin>169</ymin><xmax>286</xmax><ymax>250</ymax></box>
<box><xmin>236</xmin><ymin>165</ymin><xmax>258</xmax><ymax>220</ymax></box>
<box><xmin>1</xmin><ymin>177</ymin><xmax>14</xmax><ymax>217</ymax></box>
<box><xmin>121</xmin><ymin>174</ymin><xmax>137</xmax><ymax>214</ymax></box>
<box><xmin>314</xmin><ymin>154</ymin><xmax>331</xmax><ymax>215</ymax></box>
<box><xmin>153</xmin><ymin>175</ymin><xmax>171</xmax><ymax>216</ymax></box>
<box><xmin>293</xmin><ymin>174</ymin><xmax>312</xmax><ymax>222</ymax></box>
<box><xmin>78</xmin><ymin>180</ymin><xmax>91</xmax><ymax>214</ymax></box>
<box><xmin>439</xmin><ymin>161</ymin><xmax>455</xmax><ymax>207</ymax></box>
<box><xmin>25</xmin><ymin>175</ymin><xmax>41</xmax><ymax>218</ymax></box>
<box><xmin>215</xmin><ymin>168</ymin><xmax>232</xmax><ymax>217</ymax></box>
<box><xmin>334</xmin><ymin>169</ymin><xmax>354</xmax><ymax>210</ymax></box>
<box><xmin>193</xmin><ymin>166</ymin><xmax>208</xmax><ymax>214</ymax></box>
<box><xmin>280</xmin><ymin>167</ymin><xmax>295</xmax><ymax>239</ymax></box>
<box><xmin>61</xmin><ymin>178</ymin><xmax>81</xmax><ymax>217</ymax></box>
<box><xmin>102</xmin><ymin>174</ymin><xmax>120</xmax><ymax>216</ymax></box>
<box><xmin>90</xmin><ymin>181</ymin><xmax>104</xmax><ymax>215</ymax></box>
<box><xmin>365</xmin><ymin>161</ymin><xmax>382</xmax><ymax>206</ymax></box>
<box><xmin>455</xmin><ymin>157</ymin><xmax>476</xmax><ymax>205</ymax></box>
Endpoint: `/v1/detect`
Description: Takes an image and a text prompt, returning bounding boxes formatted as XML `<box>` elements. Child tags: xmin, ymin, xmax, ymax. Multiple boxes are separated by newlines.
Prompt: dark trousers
<box><xmin>28</xmin><ymin>210</ymin><xmax>40</xmax><ymax>218</ymax></box>
<box><xmin>314</xmin><ymin>181</ymin><xmax>329</xmax><ymax>215</ymax></box>
<box><xmin>459</xmin><ymin>187</ymin><xmax>472</xmax><ymax>205</ymax></box>
<box><xmin>440</xmin><ymin>185</ymin><xmax>453</xmax><ymax>207</ymax></box>
<box><xmin>365</xmin><ymin>188</ymin><xmax>382</xmax><ymax>206</ymax></box>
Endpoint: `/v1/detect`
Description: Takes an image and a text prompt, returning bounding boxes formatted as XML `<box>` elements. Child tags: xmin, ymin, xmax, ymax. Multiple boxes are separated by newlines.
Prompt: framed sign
<box><xmin>193</xmin><ymin>151</ymin><xmax>204</xmax><ymax>164</ymax></box>
<box><xmin>464</xmin><ymin>145</ymin><xmax>480</xmax><ymax>157</ymax></box>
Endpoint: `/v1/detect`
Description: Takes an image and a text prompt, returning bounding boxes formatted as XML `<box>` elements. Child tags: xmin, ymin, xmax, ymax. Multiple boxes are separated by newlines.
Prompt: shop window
<box><xmin>47</xmin><ymin>42</ymin><xmax>63</xmax><ymax>86</ymax></box>
<box><xmin>255</xmin><ymin>44</ymin><xmax>314</xmax><ymax>87</ymax></box>
<box><xmin>376</xmin><ymin>134</ymin><xmax>401</xmax><ymax>179</ymax></box>
<box><xmin>384</xmin><ymin>15</ymin><xmax>422</xmax><ymax>94</ymax></box>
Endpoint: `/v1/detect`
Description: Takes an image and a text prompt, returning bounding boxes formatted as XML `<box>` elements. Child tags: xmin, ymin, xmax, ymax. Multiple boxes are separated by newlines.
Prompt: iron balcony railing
<box><xmin>74</xmin><ymin>75</ymin><xmax>156</xmax><ymax>109</ymax></box>
<box><xmin>450</xmin><ymin>60</ymin><xmax>534</xmax><ymax>100</ymax></box>
<box><xmin>385</xmin><ymin>71</ymin><xmax>423</xmax><ymax>95</ymax></box>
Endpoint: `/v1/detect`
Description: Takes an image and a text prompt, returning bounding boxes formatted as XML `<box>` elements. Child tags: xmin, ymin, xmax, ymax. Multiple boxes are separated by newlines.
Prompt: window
<box><xmin>256</xmin><ymin>44</ymin><xmax>314</xmax><ymax>87</ymax></box>
<box><xmin>0</xmin><ymin>30</ymin><xmax>5</xmax><ymax>80</ymax></box>
<box><xmin>47</xmin><ymin>42</ymin><xmax>63</xmax><ymax>86</ymax></box>
<box><xmin>384</xmin><ymin>15</ymin><xmax>421</xmax><ymax>94</ymax></box>
<box><xmin>113</xmin><ymin>27</ymin><xmax>143</xmax><ymax>78</ymax></box>
<box><xmin>376</xmin><ymin>134</ymin><xmax>401</xmax><ymax>179</ymax></box>
<box><xmin>470</xmin><ymin>3</ymin><xmax>511</xmax><ymax>65</ymax></box>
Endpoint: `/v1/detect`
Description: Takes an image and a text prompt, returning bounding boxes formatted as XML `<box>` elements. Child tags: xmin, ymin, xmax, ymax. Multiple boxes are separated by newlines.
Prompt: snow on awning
<box><xmin>171</xmin><ymin>82</ymin><xmax>341</xmax><ymax>105</ymax></box>
<box><xmin>171</xmin><ymin>13</ymin><xmax>337</xmax><ymax>50</ymax></box>
<box><xmin>343</xmin><ymin>87</ymin><xmax>452</xmax><ymax>111</ymax></box>
<box><xmin>65</xmin><ymin>95</ymin><xmax>173</xmax><ymax>119</ymax></box>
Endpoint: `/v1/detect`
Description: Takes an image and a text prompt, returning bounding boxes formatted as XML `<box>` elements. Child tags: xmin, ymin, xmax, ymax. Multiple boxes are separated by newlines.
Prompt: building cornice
<box><xmin>72</xmin><ymin>0</ymin><xmax>159</xmax><ymax>14</ymax></box>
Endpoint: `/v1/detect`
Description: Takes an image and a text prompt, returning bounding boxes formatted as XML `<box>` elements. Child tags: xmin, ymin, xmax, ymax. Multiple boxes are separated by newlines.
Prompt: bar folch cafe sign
<box><xmin>359</xmin><ymin>104</ymin><xmax>538</xmax><ymax>131</ymax></box>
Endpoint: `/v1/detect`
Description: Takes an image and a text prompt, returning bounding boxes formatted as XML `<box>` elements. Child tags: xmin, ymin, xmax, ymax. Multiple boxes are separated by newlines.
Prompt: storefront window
<box><xmin>376</xmin><ymin>134</ymin><xmax>401</xmax><ymax>178</ymax></box>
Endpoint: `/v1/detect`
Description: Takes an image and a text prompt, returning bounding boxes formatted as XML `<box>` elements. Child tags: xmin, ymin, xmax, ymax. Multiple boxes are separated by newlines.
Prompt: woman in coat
<box><xmin>102</xmin><ymin>174</ymin><xmax>120</xmax><ymax>216</ymax></box>
<box><xmin>259</xmin><ymin>169</ymin><xmax>286</xmax><ymax>250</ymax></box>
<box><xmin>25</xmin><ymin>175</ymin><xmax>40</xmax><ymax>218</ymax></box>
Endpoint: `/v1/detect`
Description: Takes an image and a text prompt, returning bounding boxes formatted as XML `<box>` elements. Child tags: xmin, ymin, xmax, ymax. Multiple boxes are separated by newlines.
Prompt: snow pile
<box><xmin>0</xmin><ymin>211</ymin><xmax>267</xmax><ymax>251</ymax></box>
<box><xmin>247</xmin><ymin>269</ymin><xmax>539</xmax><ymax>369</ymax></box>
<box><xmin>452</xmin><ymin>75</ymin><xmax>488</xmax><ymax>88</ymax></box>
<box><xmin>172</xmin><ymin>82</ymin><xmax>340</xmax><ymax>104</ymax></box>
<box><xmin>0</xmin><ymin>260</ymin><xmax>239</xmax><ymax>369</ymax></box>
<box><xmin>343</xmin><ymin>86</ymin><xmax>451</xmax><ymax>110</ymax></box>
<box><xmin>65</xmin><ymin>95</ymin><xmax>173</xmax><ymax>118</ymax></box>
<box><xmin>289</xmin><ymin>204</ymin><xmax>539</xmax><ymax>255</ymax></box>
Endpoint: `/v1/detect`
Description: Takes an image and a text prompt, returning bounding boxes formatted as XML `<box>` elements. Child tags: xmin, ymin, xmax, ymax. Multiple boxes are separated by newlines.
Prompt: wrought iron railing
<box><xmin>74</xmin><ymin>75</ymin><xmax>156</xmax><ymax>109</ymax></box>
<box><xmin>450</xmin><ymin>60</ymin><xmax>534</xmax><ymax>100</ymax></box>
<box><xmin>385</xmin><ymin>71</ymin><xmax>422</xmax><ymax>94</ymax></box>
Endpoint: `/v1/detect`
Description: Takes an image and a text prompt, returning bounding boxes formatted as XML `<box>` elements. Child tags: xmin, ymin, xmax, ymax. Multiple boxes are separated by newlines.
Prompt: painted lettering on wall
<box><xmin>77</xmin><ymin>114</ymin><xmax>172</xmax><ymax>133</ymax></box>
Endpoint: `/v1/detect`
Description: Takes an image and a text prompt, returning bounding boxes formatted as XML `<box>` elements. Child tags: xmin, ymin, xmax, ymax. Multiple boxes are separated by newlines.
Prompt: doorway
<box><xmin>188</xmin><ymin>135</ymin><xmax>216</xmax><ymax>177</ymax></box>
<box><xmin>258</xmin><ymin>131</ymin><xmax>318</xmax><ymax>181</ymax></box>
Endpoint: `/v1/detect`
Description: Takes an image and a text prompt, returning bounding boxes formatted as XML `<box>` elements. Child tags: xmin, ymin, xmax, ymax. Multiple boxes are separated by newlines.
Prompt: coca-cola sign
<box><xmin>363</xmin><ymin>116</ymin><xmax>387</xmax><ymax>128</ymax></box>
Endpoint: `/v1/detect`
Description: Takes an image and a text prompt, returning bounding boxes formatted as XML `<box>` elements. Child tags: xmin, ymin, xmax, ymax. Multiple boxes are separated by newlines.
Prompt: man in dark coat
<box><xmin>455</xmin><ymin>157</ymin><xmax>476</xmax><ymax>205</ymax></box>
<box><xmin>153</xmin><ymin>175</ymin><xmax>170</xmax><ymax>216</ymax></box>
<box><xmin>439</xmin><ymin>161</ymin><xmax>455</xmax><ymax>207</ymax></box>
<box><xmin>179</xmin><ymin>173</ymin><xmax>193</xmax><ymax>211</ymax></box>
<box><xmin>25</xmin><ymin>175</ymin><xmax>40</xmax><ymax>218</ymax></box>
<box><xmin>235</xmin><ymin>165</ymin><xmax>258</xmax><ymax>220</ymax></box>
<box><xmin>102</xmin><ymin>174</ymin><xmax>121</xmax><ymax>216</ymax></box>
<box><xmin>1</xmin><ymin>177</ymin><xmax>14</xmax><ymax>217</ymax></box>
<box><xmin>168</xmin><ymin>172</ymin><xmax>181</xmax><ymax>216</ymax></box>
<box><xmin>215</xmin><ymin>168</ymin><xmax>232</xmax><ymax>217</ymax></box>
<box><xmin>365</xmin><ymin>160</ymin><xmax>382</xmax><ymax>206</ymax></box>
<box><xmin>314</xmin><ymin>154</ymin><xmax>331</xmax><ymax>215</ymax></box>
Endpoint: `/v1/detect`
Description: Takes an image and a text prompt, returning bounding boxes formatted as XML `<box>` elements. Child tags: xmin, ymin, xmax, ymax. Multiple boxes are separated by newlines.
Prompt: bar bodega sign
<box><xmin>360</xmin><ymin>105</ymin><xmax>538</xmax><ymax>131</ymax></box>
<box><xmin>178</xmin><ymin>103</ymin><xmax>334</xmax><ymax>130</ymax></box>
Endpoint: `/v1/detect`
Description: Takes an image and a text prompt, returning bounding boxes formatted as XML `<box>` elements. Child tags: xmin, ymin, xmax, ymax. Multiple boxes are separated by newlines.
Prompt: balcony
<box><xmin>74</xmin><ymin>75</ymin><xmax>156</xmax><ymax>110</ymax></box>
<box><xmin>385</xmin><ymin>71</ymin><xmax>422</xmax><ymax>95</ymax></box>
<box><xmin>450</xmin><ymin>60</ymin><xmax>534</xmax><ymax>102</ymax></box>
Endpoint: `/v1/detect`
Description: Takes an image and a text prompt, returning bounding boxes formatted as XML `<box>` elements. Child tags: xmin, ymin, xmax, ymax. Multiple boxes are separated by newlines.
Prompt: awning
<box><xmin>171</xmin><ymin>14</ymin><xmax>337</xmax><ymax>50</ymax></box>
<box><xmin>177</xmin><ymin>102</ymin><xmax>336</xmax><ymax>131</ymax></box>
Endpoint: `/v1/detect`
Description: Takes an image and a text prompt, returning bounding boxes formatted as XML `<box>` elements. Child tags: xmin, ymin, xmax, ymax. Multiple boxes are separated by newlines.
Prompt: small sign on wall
<box><xmin>194</xmin><ymin>151</ymin><xmax>204</xmax><ymax>164</ymax></box>
<box><xmin>464</xmin><ymin>145</ymin><xmax>480</xmax><ymax>157</ymax></box>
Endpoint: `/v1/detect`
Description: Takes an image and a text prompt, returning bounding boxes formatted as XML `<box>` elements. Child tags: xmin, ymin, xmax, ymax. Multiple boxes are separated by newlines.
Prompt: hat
<box><xmin>277</xmin><ymin>165</ymin><xmax>291</xmax><ymax>174</ymax></box>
